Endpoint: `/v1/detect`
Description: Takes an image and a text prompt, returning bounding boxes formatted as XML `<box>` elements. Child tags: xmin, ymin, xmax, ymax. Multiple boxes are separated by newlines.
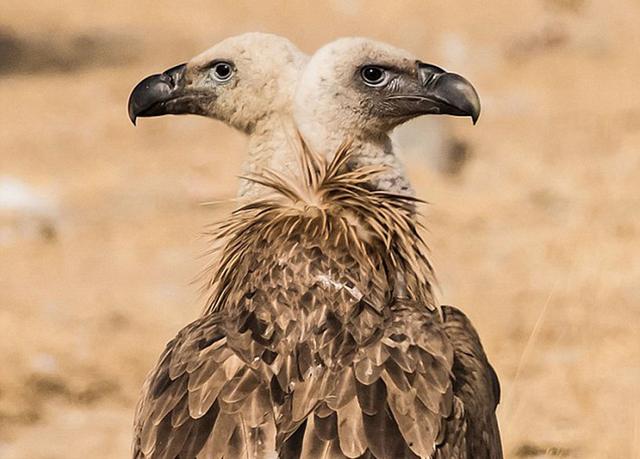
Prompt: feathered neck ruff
<box><xmin>203</xmin><ymin>134</ymin><xmax>436</xmax><ymax>314</ymax></box>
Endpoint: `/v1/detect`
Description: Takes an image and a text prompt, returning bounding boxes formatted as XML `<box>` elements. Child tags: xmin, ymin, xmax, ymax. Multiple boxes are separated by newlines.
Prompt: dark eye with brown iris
<box><xmin>212</xmin><ymin>62</ymin><xmax>233</xmax><ymax>82</ymax></box>
<box><xmin>361</xmin><ymin>66</ymin><xmax>386</xmax><ymax>86</ymax></box>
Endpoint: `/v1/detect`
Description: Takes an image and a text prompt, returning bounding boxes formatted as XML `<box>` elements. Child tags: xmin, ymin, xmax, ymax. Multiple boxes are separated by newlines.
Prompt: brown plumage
<box><xmin>133</xmin><ymin>138</ymin><xmax>500</xmax><ymax>458</ymax></box>
<box><xmin>440</xmin><ymin>306</ymin><xmax>502</xmax><ymax>459</ymax></box>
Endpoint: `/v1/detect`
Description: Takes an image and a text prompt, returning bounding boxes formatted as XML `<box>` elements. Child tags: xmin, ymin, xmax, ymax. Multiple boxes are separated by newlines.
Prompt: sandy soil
<box><xmin>1</xmin><ymin>1</ymin><xmax>639</xmax><ymax>458</ymax></box>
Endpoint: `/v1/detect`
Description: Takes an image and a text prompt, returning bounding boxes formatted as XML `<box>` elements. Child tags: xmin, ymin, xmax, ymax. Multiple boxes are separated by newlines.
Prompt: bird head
<box><xmin>294</xmin><ymin>37</ymin><xmax>480</xmax><ymax>140</ymax></box>
<box><xmin>128</xmin><ymin>33</ymin><xmax>306</xmax><ymax>133</ymax></box>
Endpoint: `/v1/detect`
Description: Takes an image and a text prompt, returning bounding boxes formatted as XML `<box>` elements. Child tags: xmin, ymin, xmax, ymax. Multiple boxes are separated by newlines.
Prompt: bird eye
<box><xmin>211</xmin><ymin>62</ymin><xmax>234</xmax><ymax>82</ymax></box>
<box><xmin>361</xmin><ymin>66</ymin><xmax>387</xmax><ymax>86</ymax></box>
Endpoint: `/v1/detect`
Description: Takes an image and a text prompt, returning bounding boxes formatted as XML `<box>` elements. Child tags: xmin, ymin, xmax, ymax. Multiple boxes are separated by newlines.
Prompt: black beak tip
<box><xmin>127</xmin><ymin>64</ymin><xmax>186</xmax><ymax>126</ymax></box>
<box><xmin>128</xmin><ymin>74</ymin><xmax>165</xmax><ymax>126</ymax></box>
<box><xmin>128</xmin><ymin>105</ymin><xmax>138</xmax><ymax>126</ymax></box>
<box><xmin>471</xmin><ymin>107</ymin><xmax>480</xmax><ymax>125</ymax></box>
<box><xmin>445</xmin><ymin>73</ymin><xmax>481</xmax><ymax>125</ymax></box>
<box><xmin>127</xmin><ymin>87</ymin><xmax>139</xmax><ymax>125</ymax></box>
<box><xmin>468</xmin><ymin>89</ymin><xmax>481</xmax><ymax>125</ymax></box>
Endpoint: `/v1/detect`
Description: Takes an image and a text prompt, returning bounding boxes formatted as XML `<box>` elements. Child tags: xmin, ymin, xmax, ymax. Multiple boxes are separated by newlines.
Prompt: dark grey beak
<box><xmin>128</xmin><ymin>63</ymin><xmax>188</xmax><ymax>125</ymax></box>
<box><xmin>416</xmin><ymin>62</ymin><xmax>481</xmax><ymax>124</ymax></box>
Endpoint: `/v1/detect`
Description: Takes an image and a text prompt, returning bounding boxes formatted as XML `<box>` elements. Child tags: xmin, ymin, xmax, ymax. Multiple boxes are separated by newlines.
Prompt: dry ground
<box><xmin>1</xmin><ymin>1</ymin><xmax>639</xmax><ymax>458</ymax></box>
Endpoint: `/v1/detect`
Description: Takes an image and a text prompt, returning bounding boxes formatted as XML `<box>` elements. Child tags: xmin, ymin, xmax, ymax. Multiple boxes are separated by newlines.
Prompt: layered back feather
<box><xmin>133</xmin><ymin>134</ymin><xmax>503</xmax><ymax>459</ymax></box>
<box><xmin>190</xmin><ymin>136</ymin><xmax>453</xmax><ymax>458</ymax></box>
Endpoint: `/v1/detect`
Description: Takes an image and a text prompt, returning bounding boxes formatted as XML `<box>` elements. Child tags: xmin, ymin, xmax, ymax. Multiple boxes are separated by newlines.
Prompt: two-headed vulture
<box><xmin>128</xmin><ymin>34</ymin><xmax>502</xmax><ymax>458</ymax></box>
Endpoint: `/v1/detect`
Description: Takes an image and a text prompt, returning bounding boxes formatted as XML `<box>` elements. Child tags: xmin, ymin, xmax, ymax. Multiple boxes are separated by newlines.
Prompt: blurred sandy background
<box><xmin>1</xmin><ymin>1</ymin><xmax>639</xmax><ymax>458</ymax></box>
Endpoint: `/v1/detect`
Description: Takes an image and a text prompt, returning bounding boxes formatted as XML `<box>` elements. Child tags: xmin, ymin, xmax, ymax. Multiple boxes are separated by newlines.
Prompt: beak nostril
<box><xmin>423</xmin><ymin>73</ymin><xmax>439</xmax><ymax>88</ymax></box>
<box><xmin>417</xmin><ymin>61</ymin><xmax>447</xmax><ymax>87</ymax></box>
<box><xmin>163</xmin><ymin>63</ymin><xmax>187</xmax><ymax>88</ymax></box>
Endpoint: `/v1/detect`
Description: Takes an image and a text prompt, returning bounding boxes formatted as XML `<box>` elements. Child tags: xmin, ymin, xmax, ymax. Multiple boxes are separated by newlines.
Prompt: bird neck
<box><xmin>299</xmin><ymin>122</ymin><xmax>415</xmax><ymax>196</ymax></box>
<box><xmin>347</xmin><ymin>136</ymin><xmax>415</xmax><ymax>197</ymax></box>
<box><xmin>239</xmin><ymin>116</ymin><xmax>300</xmax><ymax>198</ymax></box>
<box><xmin>239</xmin><ymin>117</ymin><xmax>416</xmax><ymax>198</ymax></box>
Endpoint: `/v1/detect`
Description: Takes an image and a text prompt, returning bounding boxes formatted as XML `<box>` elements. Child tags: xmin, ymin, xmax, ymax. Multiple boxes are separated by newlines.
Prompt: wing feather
<box><xmin>441</xmin><ymin>305</ymin><xmax>504</xmax><ymax>458</ymax></box>
<box><xmin>336</xmin><ymin>396</ymin><xmax>367</xmax><ymax>458</ymax></box>
<box><xmin>132</xmin><ymin>314</ymin><xmax>279</xmax><ymax>458</ymax></box>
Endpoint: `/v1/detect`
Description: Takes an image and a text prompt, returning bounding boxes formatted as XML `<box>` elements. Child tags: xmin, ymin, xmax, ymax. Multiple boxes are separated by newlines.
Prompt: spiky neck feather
<box><xmin>205</xmin><ymin>137</ymin><xmax>434</xmax><ymax>316</ymax></box>
<box><xmin>294</xmin><ymin>114</ymin><xmax>415</xmax><ymax>197</ymax></box>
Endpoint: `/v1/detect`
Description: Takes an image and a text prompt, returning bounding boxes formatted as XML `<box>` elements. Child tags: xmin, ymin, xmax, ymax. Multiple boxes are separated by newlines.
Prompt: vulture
<box><xmin>293</xmin><ymin>37</ymin><xmax>501</xmax><ymax>458</ymax></box>
<box><xmin>128</xmin><ymin>34</ymin><xmax>502</xmax><ymax>458</ymax></box>
<box><xmin>294</xmin><ymin>37</ymin><xmax>480</xmax><ymax>197</ymax></box>
<box><xmin>128</xmin><ymin>32</ymin><xmax>308</xmax><ymax>197</ymax></box>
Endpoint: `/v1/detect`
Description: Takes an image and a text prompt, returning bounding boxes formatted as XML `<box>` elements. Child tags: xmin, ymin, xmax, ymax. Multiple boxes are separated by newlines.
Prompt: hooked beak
<box><xmin>415</xmin><ymin>62</ymin><xmax>481</xmax><ymax>124</ymax></box>
<box><xmin>128</xmin><ymin>63</ymin><xmax>203</xmax><ymax>125</ymax></box>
